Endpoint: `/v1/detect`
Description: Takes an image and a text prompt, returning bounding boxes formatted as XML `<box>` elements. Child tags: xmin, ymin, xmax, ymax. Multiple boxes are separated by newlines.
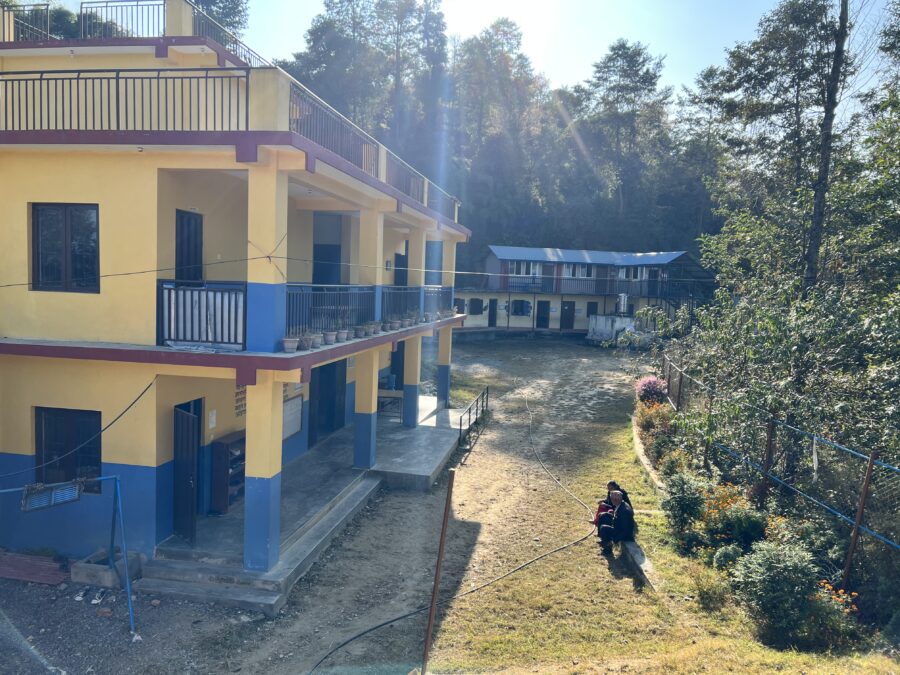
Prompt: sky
<box><xmin>238</xmin><ymin>0</ymin><xmax>780</xmax><ymax>90</ymax></box>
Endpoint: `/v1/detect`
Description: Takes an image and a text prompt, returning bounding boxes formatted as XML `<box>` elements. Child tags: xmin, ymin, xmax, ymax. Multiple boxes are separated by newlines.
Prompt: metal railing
<box><xmin>0</xmin><ymin>67</ymin><xmax>249</xmax><ymax>131</ymax></box>
<box><xmin>382</xmin><ymin>285</ymin><xmax>421</xmax><ymax>321</ymax></box>
<box><xmin>157</xmin><ymin>280</ymin><xmax>246</xmax><ymax>349</ymax></box>
<box><xmin>289</xmin><ymin>81</ymin><xmax>380</xmax><ymax>177</ymax></box>
<box><xmin>0</xmin><ymin>3</ymin><xmax>50</xmax><ymax>42</ymax></box>
<box><xmin>187</xmin><ymin>0</ymin><xmax>270</xmax><ymax>68</ymax></box>
<box><xmin>459</xmin><ymin>387</ymin><xmax>490</xmax><ymax>448</ymax></box>
<box><xmin>427</xmin><ymin>183</ymin><xmax>458</xmax><ymax>222</ymax></box>
<box><xmin>285</xmin><ymin>284</ymin><xmax>376</xmax><ymax>335</ymax></box>
<box><xmin>424</xmin><ymin>285</ymin><xmax>453</xmax><ymax>314</ymax></box>
<box><xmin>386</xmin><ymin>150</ymin><xmax>425</xmax><ymax>203</ymax></box>
<box><xmin>80</xmin><ymin>0</ymin><xmax>165</xmax><ymax>38</ymax></box>
<box><xmin>501</xmin><ymin>274</ymin><xmax>696</xmax><ymax>299</ymax></box>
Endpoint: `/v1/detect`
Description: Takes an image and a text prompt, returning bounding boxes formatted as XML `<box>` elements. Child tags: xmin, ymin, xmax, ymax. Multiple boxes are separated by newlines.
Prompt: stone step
<box><xmin>141</xmin><ymin>558</ymin><xmax>283</xmax><ymax>593</ymax></box>
<box><xmin>132</xmin><ymin>577</ymin><xmax>285</xmax><ymax>617</ymax></box>
<box><xmin>279</xmin><ymin>471</ymin><xmax>367</xmax><ymax>553</ymax></box>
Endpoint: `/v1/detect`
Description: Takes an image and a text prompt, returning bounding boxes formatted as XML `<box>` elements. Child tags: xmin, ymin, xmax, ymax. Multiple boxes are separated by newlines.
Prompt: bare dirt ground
<box><xmin>1</xmin><ymin>337</ymin><xmax>642</xmax><ymax>674</ymax></box>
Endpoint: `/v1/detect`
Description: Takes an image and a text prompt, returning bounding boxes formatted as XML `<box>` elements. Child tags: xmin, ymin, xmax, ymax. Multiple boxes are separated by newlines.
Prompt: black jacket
<box><xmin>611</xmin><ymin>502</ymin><xmax>635</xmax><ymax>542</ymax></box>
<box><xmin>602</xmin><ymin>488</ymin><xmax>631</xmax><ymax>508</ymax></box>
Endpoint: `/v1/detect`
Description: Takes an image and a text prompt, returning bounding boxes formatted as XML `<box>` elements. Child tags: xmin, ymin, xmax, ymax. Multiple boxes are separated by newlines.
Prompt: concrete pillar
<box><xmin>286</xmin><ymin>209</ymin><xmax>313</xmax><ymax>283</ymax></box>
<box><xmin>353</xmin><ymin>349</ymin><xmax>380</xmax><ymax>468</ymax></box>
<box><xmin>358</xmin><ymin>210</ymin><xmax>384</xmax><ymax>320</ymax></box>
<box><xmin>165</xmin><ymin>0</ymin><xmax>194</xmax><ymax>37</ymax></box>
<box><xmin>442</xmin><ymin>238</ymin><xmax>457</xmax><ymax>289</ymax></box>
<box><xmin>243</xmin><ymin>370</ymin><xmax>283</xmax><ymax>571</ymax></box>
<box><xmin>402</xmin><ymin>335</ymin><xmax>422</xmax><ymax>427</ymax></box>
<box><xmin>407</xmin><ymin>227</ymin><xmax>426</xmax><ymax>287</ymax></box>
<box><xmin>246</xmin><ymin>158</ymin><xmax>288</xmax><ymax>352</ymax></box>
<box><xmin>437</xmin><ymin>326</ymin><xmax>452</xmax><ymax>408</ymax></box>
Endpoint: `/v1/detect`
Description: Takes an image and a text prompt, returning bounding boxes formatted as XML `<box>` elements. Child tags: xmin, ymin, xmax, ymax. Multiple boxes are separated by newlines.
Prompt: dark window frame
<box><xmin>511</xmin><ymin>299</ymin><xmax>531</xmax><ymax>316</ymax></box>
<box><xmin>35</xmin><ymin>407</ymin><xmax>102</xmax><ymax>493</ymax></box>
<box><xmin>468</xmin><ymin>298</ymin><xmax>484</xmax><ymax>315</ymax></box>
<box><xmin>32</xmin><ymin>203</ymin><xmax>100</xmax><ymax>293</ymax></box>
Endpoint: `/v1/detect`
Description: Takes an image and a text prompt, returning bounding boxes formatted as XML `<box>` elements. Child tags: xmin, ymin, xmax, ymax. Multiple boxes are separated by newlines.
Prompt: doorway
<box><xmin>390</xmin><ymin>341</ymin><xmax>405</xmax><ymax>389</ymax></box>
<box><xmin>313</xmin><ymin>244</ymin><xmax>342</xmax><ymax>284</ymax></box>
<box><xmin>308</xmin><ymin>360</ymin><xmax>347</xmax><ymax>447</ymax></box>
<box><xmin>560</xmin><ymin>301</ymin><xmax>575</xmax><ymax>330</ymax></box>
<box><xmin>488</xmin><ymin>299</ymin><xmax>498</xmax><ymax>328</ymax></box>
<box><xmin>173</xmin><ymin>398</ymin><xmax>202</xmax><ymax>545</ymax></box>
<box><xmin>536</xmin><ymin>300</ymin><xmax>550</xmax><ymax>329</ymax></box>
<box><xmin>175</xmin><ymin>210</ymin><xmax>203</xmax><ymax>283</ymax></box>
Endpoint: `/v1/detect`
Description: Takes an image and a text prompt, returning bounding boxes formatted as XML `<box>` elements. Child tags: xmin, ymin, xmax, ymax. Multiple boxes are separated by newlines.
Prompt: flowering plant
<box><xmin>635</xmin><ymin>375</ymin><xmax>668</xmax><ymax>404</ymax></box>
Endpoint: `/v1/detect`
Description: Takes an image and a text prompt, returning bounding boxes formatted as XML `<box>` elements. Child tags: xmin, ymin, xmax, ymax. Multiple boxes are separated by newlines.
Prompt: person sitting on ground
<box><xmin>592</xmin><ymin>480</ymin><xmax>632</xmax><ymax>529</ymax></box>
<box><xmin>599</xmin><ymin>490</ymin><xmax>635</xmax><ymax>554</ymax></box>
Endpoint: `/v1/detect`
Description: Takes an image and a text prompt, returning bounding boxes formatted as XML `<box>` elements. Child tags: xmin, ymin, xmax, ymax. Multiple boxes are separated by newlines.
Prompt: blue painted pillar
<box><xmin>353</xmin><ymin>350</ymin><xmax>380</xmax><ymax>468</ymax></box>
<box><xmin>354</xmin><ymin>412</ymin><xmax>377</xmax><ymax>468</ymax></box>
<box><xmin>374</xmin><ymin>285</ymin><xmax>383</xmax><ymax>322</ymax></box>
<box><xmin>402</xmin><ymin>335</ymin><xmax>423</xmax><ymax>427</ymax></box>
<box><xmin>437</xmin><ymin>365</ymin><xmax>451</xmax><ymax>408</ymax></box>
<box><xmin>402</xmin><ymin>384</ymin><xmax>420</xmax><ymax>427</ymax></box>
<box><xmin>243</xmin><ymin>474</ymin><xmax>282</xmax><ymax>571</ymax></box>
<box><xmin>246</xmin><ymin>282</ymin><xmax>286</xmax><ymax>352</ymax></box>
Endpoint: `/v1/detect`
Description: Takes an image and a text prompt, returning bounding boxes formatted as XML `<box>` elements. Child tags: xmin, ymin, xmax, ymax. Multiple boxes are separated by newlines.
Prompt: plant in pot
<box><xmin>390</xmin><ymin>315</ymin><xmax>401</xmax><ymax>330</ymax></box>
<box><xmin>311</xmin><ymin>332</ymin><xmax>323</xmax><ymax>348</ymax></box>
<box><xmin>336</xmin><ymin>318</ymin><xmax>349</xmax><ymax>343</ymax></box>
<box><xmin>354</xmin><ymin>324</ymin><xmax>366</xmax><ymax>339</ymax></box>
<box><xmin>282</xmin><ymin>331</ymin><xmax>300</xmax><ymax>352</ymax></box>
<box><xmin>364</xmin><ymin>322</ymin><xmax>375</xmax><ymax>336</ymax></box>
<box><xmin>323</xmin><ymin>325</ymin><xmax>337</xmax><ymax>345</ymax></box>
<box><xmin>298</xmin><ymin>329</ymin><xmax>313</xmax><ymax>351</ymax></box>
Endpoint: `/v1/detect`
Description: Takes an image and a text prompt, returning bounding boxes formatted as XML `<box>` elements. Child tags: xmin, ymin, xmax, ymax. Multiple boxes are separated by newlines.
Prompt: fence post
<box><xmin>422</xmin><ymin>469</ymin><xmax>455</xmax><ymax>674</ymax></box>
<box><xmin>756</xmin><ymin>419</ymin><xmax>776</xmax><ymax>508</ymax></box>
<box><xmin>841</xmin><ymin>451</ymin><xmax>879</xmax><ymax>589</ymax></box>
<box><xmin>675</xmin><ymin>367</ymin><xmax>684</xmax><ymax>412</ymax></box>
<box><xmin>703</xmin><ymin>391</ymin><xmax>714</xmax><ymax>472</ymax></box>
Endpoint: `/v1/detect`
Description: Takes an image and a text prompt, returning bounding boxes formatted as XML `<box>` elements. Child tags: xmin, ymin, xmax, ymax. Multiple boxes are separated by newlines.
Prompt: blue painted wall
<box><xmin>403</xmin><ymin>384</ymin><xmax>419</xmax><ymax>428</ymax></box>
<box><xmin>344</xmin><ymin>380</ymin><xmax>356</xmax><ymax>426</ymax></box>
<box><xmin>437</xmin><ymin>364</ymin><xmax>451</xmax><ymax>407</ymax></box>
<box><xmin>246</xmin><ymin>282</ymin><xmax>286</xmax><ymax>353</ymax></box>
<box><xmin>0</xmin><ymin>453</ymin><xmax>165</xmax><ymax>559</ymax></box>
<box><xmin>353</xmin><ymin>412</ymin><xmax>377</xmax><ymax>468</ymax></box>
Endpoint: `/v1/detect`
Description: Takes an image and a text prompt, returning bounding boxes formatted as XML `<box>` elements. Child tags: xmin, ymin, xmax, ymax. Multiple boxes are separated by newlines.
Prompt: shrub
<box><xmin>648</xmin><ymin>433</ymin><xmax>676</xmax><ymax>464</ymax></box>
<box><xmin>701</xmin><ymin>484</ymin><xmax>766</xmax><ymax>550</ymax></box>
<box><xmin>691</xmin><ymin>567</ymin><xmax>730</xmax><ymax>612</ymax></box>
<box><xmin>661</xmin><ymin>472</ymin><xmax>708</xmax><ymax>534</ymax></box>
<box><xmin>658</xmin><ymin>447</ymin><xmax>690</xmax><ymax>477</ymax></box>
<box><xmin>635</xmin><ymin>375</ymin><xmax>667</xmax><ymax>404</ymax></box>
<box><xmin>731</xmin><ymin>541</ymin><xmax>818</xmax><ymax>646</ymax></box>
<box><xmin>712</xmin><ymin>543</ymin><xmax>744</xmax><ymax>570</ymax></box>
<box><xmin>798</xmin><ymin>586</ymin><xmax>862</xmax><ymax>650</ymax></box>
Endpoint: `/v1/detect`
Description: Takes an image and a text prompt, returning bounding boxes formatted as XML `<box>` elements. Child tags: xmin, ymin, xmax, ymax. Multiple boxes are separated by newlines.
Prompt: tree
<box><xmin>193</xmin><ymin>0</ymin><xmax>249</xmax><ymax>35</ymax></box>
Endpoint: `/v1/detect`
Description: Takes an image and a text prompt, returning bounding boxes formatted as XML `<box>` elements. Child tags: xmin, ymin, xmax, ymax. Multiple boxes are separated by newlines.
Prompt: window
<box><xmin>32</xmin><ymin>204</ymin><xmax>99</xmax><ymax>292</ymax></box>
<box><xmin>563</xmin><ymin>263</ymin><xmax>592</xmax><ymax>278</ymax></box>
<box><xmin>513</xmin><ymin>260</ymin><xmax>541</xmax><ymax>276</ymax></box>
<box><xmin>587</xmin><ymin>301</ymin><xmax>599</xmax><ymax>317</ymax></box>
<box><xmin>454</xmin><ymin>298</ymin><xmax>466</xmax><ymax>315</ymax></box>
<box><xmin>35</xmin><ymin>408</ymin><xmax>101</xmax><ymax>492</ymax></box>
<box><xmin>468</xmin><ymin>298</ymin><xmax>484</xmax><ymax>315</ymax></box>
<box><xmin>511</xmin><ymin>299</ymin><xmax>531</xmax><ymax>316</ymax></box>
<box><xmin>619</xmin><ymin>266</ymin><xmax>641</xmax><ymax>280</ymax></box>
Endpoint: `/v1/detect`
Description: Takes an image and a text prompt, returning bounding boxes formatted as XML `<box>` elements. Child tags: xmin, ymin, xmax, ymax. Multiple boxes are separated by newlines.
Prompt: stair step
<box><xmin>142</xmin><ymin>558</ymin><xmax>283</xmax><ymax>593</ymax></box>
<box><xmin>132</xmin><ymin>577</ymin><xmax>285</xmax><ymax>617</ymax></box>
<box><xmin>279</xmin><ymin>471</ymin><xmax>366</xmax><ymax>553</ymax></box>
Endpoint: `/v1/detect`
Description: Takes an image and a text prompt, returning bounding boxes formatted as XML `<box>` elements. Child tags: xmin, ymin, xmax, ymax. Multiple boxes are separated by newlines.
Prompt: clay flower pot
<box><xmin>282</xmin><ymin>337</ymin><xmax>299</xmax><ymax>352</ymax></box>
<box><xmin>323</xmin><ymin>331</ymin><xmax>337</xmax><ymax>345</ymax></box>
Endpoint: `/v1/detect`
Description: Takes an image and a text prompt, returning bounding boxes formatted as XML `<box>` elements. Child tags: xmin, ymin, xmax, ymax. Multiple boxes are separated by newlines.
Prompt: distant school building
<box><xmin>455</xmin><ymin>245</ymin><xmax>711</xmax><ymax>334</ymax></box>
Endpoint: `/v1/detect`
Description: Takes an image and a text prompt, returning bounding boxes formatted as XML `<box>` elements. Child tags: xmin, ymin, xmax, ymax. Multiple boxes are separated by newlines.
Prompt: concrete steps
<box><xmin>135</xmin><ymin>475</ymin><xmax>382</xmax><ymax>616</ymax></box>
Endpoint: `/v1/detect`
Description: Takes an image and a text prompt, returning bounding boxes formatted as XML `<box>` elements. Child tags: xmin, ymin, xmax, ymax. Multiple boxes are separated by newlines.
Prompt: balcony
<box><xmin>0</xmin><ymin>0</ymin><xmax>462</xmax><ymax>226</ymax></box>
<box><xmin>158</xmin><ymin>280</ymin><xmax>458</xmax><ymax>352</ymax></box>
<box><xmin>501</xmin><ymin>275</ymin><xmax>698</xmax><ymax>299</ymax></box>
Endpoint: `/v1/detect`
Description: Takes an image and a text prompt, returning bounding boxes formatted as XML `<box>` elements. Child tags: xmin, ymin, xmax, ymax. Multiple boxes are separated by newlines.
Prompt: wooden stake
<box><xmin>757</xmin><ymin>419</ymin><xmax>776</xmax><ymax>508</ymax></box>
<box><xmin>423</xmin><ymin>468</ymin><xmax>455</xmax><ymax>674</ymax></box>
<box><xmin>841</xmin><ymin>451</ymin><xmax>878</xmax><ymax>589</ymax></box>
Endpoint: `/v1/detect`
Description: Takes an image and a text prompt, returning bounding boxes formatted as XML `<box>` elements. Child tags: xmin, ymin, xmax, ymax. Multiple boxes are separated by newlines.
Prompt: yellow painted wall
<box><xmin>0</xmin><ymin>151</ymin><xmax>159</xmax><ymax>344</ymax></box>
<box><xmin>156</xmin><ymin>170</ymin><xmax>248</xmax><ymax>281</ymax></box>
<box><xmin>0</xmin><ymin>356</ymin><xmax>158</xmax><ymax>466</ymax></box>
<box><xmin>286</xmin><ymin>208</ymin><xmax>314</xmax><ymax>283</ymax></box>
<box><xmin>0</xmin><ymin>51</ymin><xmax>220</xmax><ymax>74</ymax></box>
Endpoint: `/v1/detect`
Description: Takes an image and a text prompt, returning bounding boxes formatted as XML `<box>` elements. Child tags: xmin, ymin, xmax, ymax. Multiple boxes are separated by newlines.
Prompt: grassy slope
<box><xmin>430</xmin><ymin>351</ymin><xmax>896</xmax><ymax>674</ymax></box>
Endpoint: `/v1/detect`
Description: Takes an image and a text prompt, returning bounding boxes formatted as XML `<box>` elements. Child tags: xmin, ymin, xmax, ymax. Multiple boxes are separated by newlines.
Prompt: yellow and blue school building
<box><xmin>0</xmin><ymin>0</ymin><xmax>466</xmax><ymax>582</ymax></box>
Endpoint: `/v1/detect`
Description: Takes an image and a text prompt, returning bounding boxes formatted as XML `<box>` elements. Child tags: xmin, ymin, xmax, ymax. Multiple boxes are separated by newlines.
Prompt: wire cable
<box><xmin>0</xmin><ymin>377</ymin><xmax>158</xmax><ymax>482</ymax></box>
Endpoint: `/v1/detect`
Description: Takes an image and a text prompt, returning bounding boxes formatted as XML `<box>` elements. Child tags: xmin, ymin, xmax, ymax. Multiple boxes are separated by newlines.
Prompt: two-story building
<box><xmin>456</xmin><ymin>245</ymin><xmax>710</xmax><ymax>333</ymax></box>
<box><xmin>0</xmin><ymin>0</ymin><xmax>467</xmax><ymax>611</ymax></box>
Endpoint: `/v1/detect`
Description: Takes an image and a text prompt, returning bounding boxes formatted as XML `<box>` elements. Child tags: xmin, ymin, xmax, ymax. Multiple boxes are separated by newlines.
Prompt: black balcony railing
<box><xmin>157</xmin><ymin>280</ymin><xmax>246</xmax><ymax>349</ymax></box>
<box><xmin>424</xmin><ymin>285</ymin><xmax>453</xmax><ymax>314</ymax></box>
<box><xmin>187</xmin><ymin>1</ymin><xmax>270</xmax><ymax>68</ymax></box>
<box><xmin>289</xmin><ymin>82</ymin><xmax>380</xmax><ymax>178</ymax></box>
<box><xmin>0</xmin><ymin>4</ymin><xmax>50</xmax><ymax>42</ymax></box>
<box><xmin>382</xmin><ymin>286</ymin><xmax>421</xmax><ymax>321</ymax></box>
<box><xmin>80</xmin><ymin>0</ymin><xmax>165</xmax><ymax>39</ymax></box>
<box><xmin>285</xmin><ymin>284</ymin><xmax>376</xmax><ymax>335</ymax></box>
<box><xmin>0</xmin><ymin>67</ymin><xmax>249</xmax><ymax>132</ymax></box>
<box><xmin>427</xmin><ymin>184</ymin><xmax>457</xmax><ymax>222</ymax></box>
<box><xmin>386</xmin><ymin>151</ymin><xmax>425</xmax><ymax>203</ymax></box>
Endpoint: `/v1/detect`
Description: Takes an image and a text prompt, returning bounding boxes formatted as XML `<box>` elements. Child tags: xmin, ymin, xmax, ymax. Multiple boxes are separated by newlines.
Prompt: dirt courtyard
<box><xmin>0</xmin><ymin>338</ymin><xmax>653</xmax><ymax>674</ymax></box>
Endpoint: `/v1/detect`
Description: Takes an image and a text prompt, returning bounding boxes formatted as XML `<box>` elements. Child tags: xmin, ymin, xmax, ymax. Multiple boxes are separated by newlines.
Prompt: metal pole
<box><xmin>423</xmin><ymin>469</ymin><xmax>455</xmax><ymax>674</ymax></box>
<box><xmin>675</xmin><ymin>367</ymin><xmax>684</xmax><ymax>412</ymax></box>
<box><xmin>841</xmin><ymin>451</ymin><xmax>878</xmax><ymax>589</ymax></box>
<box><xmin>114</xmin><ymin>478</ymin><xmax>138</xmax><ymax>638</ymax></box>
<box><xmin>757</xmin><ymin>419</ymin><xmax>776</xmax><ymax>508</ymax></box>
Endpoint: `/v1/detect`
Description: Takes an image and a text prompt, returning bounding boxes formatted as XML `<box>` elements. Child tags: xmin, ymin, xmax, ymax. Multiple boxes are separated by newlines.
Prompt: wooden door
<box><xmin>536</xmin><ymin>300</ymin><xmax>550</xmax><ymax>329</ymax></box>
<box><xmin>174</xmin><ymin>405</ymin><xmax>199</xmax><ymax>544</ymax></box>
<box><xmin>560</xmin><ymin>301</ymin><xmax>575</xmax><ymax>330</ymax></box>
<box><xmin>488</xmin><ymin>299</ymin><xmax>498</xmax><ymax>327</ymax></box>
<box><xmin>175</xmin><ymin>210</ymin><xmax>203</xmax><ymax>283</ymax></box>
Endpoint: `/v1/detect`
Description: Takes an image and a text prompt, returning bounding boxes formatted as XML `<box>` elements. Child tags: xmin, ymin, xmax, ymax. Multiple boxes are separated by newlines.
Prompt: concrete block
<box><xmin>71</xmin><ymin>549</ymin><xmax>142</xmax><ymax>589</ymax></box>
